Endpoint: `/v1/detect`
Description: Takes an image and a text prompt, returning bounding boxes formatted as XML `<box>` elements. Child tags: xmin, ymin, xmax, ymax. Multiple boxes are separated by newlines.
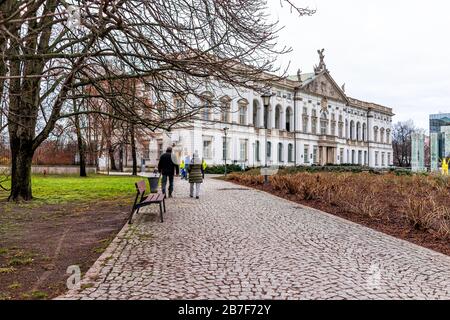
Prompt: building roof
<box><xmin>286</xmin><ymin>70</ymin><xmax>394</xmax><ymax>116</ymax></box>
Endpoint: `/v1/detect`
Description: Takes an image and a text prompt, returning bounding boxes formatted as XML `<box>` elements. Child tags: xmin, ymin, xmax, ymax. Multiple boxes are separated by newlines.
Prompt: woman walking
<box><xmin>188</xmin><ymin>152</ymin><xmax>203</xmax><ymax>199</ymax></box>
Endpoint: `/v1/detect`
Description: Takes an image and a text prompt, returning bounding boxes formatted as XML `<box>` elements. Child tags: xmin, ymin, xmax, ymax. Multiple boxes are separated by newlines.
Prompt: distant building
<box><xmin>429</xmin><ymin>113</ymin><xmax>450</xmax><ymax>159</ymax></box>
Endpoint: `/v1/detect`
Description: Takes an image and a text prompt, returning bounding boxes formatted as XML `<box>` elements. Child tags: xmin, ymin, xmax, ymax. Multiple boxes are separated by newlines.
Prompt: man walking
<box><xmin>158</xmin><ymin>147</ymin><xmax>179</xmax><ymax>198</ymax></box>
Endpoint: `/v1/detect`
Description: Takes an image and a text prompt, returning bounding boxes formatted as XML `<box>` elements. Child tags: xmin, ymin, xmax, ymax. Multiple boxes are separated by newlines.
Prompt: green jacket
<box><xmin>188</xmin><ymin>163</ymin><xmax>203</xmax><ymax>183</ymax></box>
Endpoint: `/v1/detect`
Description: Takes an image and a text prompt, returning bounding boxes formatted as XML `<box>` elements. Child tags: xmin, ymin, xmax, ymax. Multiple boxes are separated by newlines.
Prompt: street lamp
<box><xmin>223</xmin><ymin>127</ymin><xmax>229</xmax><ymax>176</ymax></box>
<box><xmin>261</xmin><ymin>92</ymin><xmax>273</xmax><ymax>184</ymax></box>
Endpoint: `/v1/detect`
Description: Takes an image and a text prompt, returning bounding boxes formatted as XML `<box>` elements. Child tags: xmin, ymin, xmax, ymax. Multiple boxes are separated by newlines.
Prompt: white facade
<box><xmin>149</xmin><ymin>68</ymin><xmax>394</xmax><ymax>169</ymax></box>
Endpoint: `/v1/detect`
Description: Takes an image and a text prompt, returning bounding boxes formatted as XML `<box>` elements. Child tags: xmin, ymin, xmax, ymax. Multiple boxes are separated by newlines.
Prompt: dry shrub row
<box><xmin>228</xmin><ymin>172</ymin><xmax>450</xmax><ymax>239</ymax></box>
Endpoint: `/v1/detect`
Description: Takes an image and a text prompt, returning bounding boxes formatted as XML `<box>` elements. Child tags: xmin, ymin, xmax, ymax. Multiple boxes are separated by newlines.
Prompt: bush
<box><xmin>204</xmin><ymin>164</ymin><xmax>245</xmax><ymax>174</ymax></box>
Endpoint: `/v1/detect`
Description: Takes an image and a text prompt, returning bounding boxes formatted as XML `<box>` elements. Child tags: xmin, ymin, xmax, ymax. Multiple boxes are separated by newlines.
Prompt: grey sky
<box><xmin>269</xmin><ymin>0</ymin><xmax>450</xmax><ymax>131</ymax></box>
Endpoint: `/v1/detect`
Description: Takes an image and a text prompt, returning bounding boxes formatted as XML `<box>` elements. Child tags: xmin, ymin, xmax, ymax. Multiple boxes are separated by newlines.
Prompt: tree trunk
<box><xmin>119</xmin><ymin>144</ymin><xmax>124</xmax><ymax>172</ymax></box>
<box><xmin>130</xmin><ymin>124</ymin><xmax>138</xmax><ymax>176</ymax></box>
<box><xmin>109</xmin><ymin>146</ymin><xmax>117</xmax><ymax>171</ymax></box>
<box><xmin>74</xmin><ymin>112</ymin><xmax>87</xmax><ymax>177</ymax></box>
<box><xmin>8</xmin><ymin>138</ymin><xmax>34</xmax><ymax>201</ymax></box>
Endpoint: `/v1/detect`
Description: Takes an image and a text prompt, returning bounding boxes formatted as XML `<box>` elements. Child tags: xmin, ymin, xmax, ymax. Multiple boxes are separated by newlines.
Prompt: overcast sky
<box><xmin>268</xmin><ymin>0</ymin><xmax>450</xmax><ymax>131</ymax></box>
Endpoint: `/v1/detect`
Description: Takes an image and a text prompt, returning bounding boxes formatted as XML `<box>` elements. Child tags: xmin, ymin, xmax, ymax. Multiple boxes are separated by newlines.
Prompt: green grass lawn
<box><xmin>0</xmin><ymin>174</ymin><xmax>144</xmax><ymax>204</ymax></box>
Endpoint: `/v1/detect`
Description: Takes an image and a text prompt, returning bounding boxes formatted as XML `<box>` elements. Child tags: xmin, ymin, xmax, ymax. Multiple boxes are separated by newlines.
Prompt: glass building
<box><xmin>430</xmin><ymin>113</ymin><xmax>450</xmax><ymax>159</ymax></box>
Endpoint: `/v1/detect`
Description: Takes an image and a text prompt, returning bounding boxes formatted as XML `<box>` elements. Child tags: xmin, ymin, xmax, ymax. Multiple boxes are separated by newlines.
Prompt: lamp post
<box><xmin>223</xmin><ymin>127</ymin><xmax>229</xmax><ymax>177</ymax></box>
<box><xmin>261</xmin><ymin>92</ymin><xmax>273</xmax><ymax>184</ymax></box>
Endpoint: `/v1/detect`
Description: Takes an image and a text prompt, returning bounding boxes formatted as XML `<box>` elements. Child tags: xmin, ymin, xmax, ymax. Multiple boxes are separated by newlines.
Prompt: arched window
<box><xmin>380</xmin><ymin>128</ymin><xmax>385</xmax><ymax>143</ymax></box>
<box><xmin>288</xmin><ymin>144</ymin><xmax>294</xmax><ymax>162</ymax></box>
<box><xmin>275</xmin><ymin>105</ymin><xmax>282</xmax><ymax>129</ymax></box>
<box><xmin>331</xmin><ymin>113</ymin><xmax>336</xmax><ymax>136</ymax></box>
<box><xmin>238</xmin><ymin>99</ymin><xmax>248</xmax><ymax>125</ymax></box>
<box><xmin>373</xmin><ymin>126</ymin><xmax>379</xmax><ymax>142</ymax></box>
<box><xmin>362</xmin><ymin>123</ymin><xmax>367</xmax><ymax>141</ymax></box>
<box><xmin>286</xmin><ymin>107</ymin><xmax>293</xmax><ymax>132</ymax></box>
<box><xmin>278</xmin><ymin>143</ymin><xmax>284</xmax><ymax>162</ymax></box>
<box><xmin>345</xmin><ymin>119</ymin><xmax>349</xmax><ymax>139</ymax></box>
<box><xmin>253</xmin><ymin>100</ymin><xmax>260</xmax><ymax>127</ymax></box>
<box><xmin>386</xmin><ymin>129</ymin><xmax>391</xmax><ymax>144</ymax></box>
<box><xmin>320</xmin><ymin>113</ymin><xmax>328</xmax><ymax>135</ymax></box>
<box><xmin>220</xmin><ymin>96</ymin><xmax>231</xmax><ymax>123</ymax></box>
<box><xmin>356</xmin><ymin>122</ymin><xmax>361</xmax><ymax>141</ymax></box>
<box><xmin>350</xmin><ymin>120</ymin><xmax>355</xmax><ymax>140</ymax></box>
<box><xmin>201</xmin><ymin>92</ymin><xmax>213</xmax><ymax>121</ymax></box>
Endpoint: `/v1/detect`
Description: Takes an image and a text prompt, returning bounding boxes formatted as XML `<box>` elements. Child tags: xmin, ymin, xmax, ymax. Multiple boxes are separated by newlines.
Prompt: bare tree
<box><xmin>0</xmin><ymin>0</ymin><xmax>314</xmax><ymax>201</ymax></box>
<box><xmin>392</xmin><ymin>120</ymin><xmax>425</xmax><ymax>167</ymax></box>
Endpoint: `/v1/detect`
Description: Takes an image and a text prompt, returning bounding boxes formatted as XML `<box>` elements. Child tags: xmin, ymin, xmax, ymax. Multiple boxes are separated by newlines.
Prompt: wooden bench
<box><xmin>129</xmin><ymin>180</ymin><xmax>166</xmax><ymax>224</ymax></box>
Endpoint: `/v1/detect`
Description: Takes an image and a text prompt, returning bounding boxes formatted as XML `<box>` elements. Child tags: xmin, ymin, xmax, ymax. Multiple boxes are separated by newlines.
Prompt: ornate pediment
<box><xmin>302</xmin><ymin>72</ymin><xmax>349</xmax><ymax>103</ymax></box>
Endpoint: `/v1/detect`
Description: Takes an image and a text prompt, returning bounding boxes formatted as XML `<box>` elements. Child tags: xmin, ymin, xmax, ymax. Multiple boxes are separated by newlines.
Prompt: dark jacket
<box><xmin>158</xmin><ymin>152</ymin><xmax>179</xmax><ymax>176</ymax></box>
<box><xmin>188</xmin><ymin>163</ymin><xmax>203</xmax><ymax>183</ymax></box>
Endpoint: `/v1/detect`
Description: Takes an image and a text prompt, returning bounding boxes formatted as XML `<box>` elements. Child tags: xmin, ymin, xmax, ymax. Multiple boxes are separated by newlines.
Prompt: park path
<box><xmin>60</xmin><ymin>177</ymin><xmax>450</xmax><ymax>300</ymax></box>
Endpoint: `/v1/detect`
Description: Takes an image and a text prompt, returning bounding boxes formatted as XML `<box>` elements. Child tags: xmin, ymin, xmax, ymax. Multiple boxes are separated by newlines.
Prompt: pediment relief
<box><xmin>303</xmin><ymin>73</ymin><xmax>348</xmax><ymax>103</ymax></box>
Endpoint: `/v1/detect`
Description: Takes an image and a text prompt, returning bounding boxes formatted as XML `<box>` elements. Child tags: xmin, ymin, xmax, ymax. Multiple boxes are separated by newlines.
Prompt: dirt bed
<box><xmin>0</xmin><ymin>199</ymin><xmax>131</xmax><ymax>300</ymax></box>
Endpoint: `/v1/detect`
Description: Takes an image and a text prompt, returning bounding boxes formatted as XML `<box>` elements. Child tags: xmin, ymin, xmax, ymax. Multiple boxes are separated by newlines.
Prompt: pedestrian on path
<box><xmin>184</xmin><ymin>155</ymin><xmax>191</xmax><ymax>180</ymax></box>
<box><xmin>188</xmin><ymin>152</ymin><xmax>203</xmax><ymax>199</ymax></box>
<box><xmin>180</xmin><ymin>159</ymin><xmax>187</xmax><ymax>180</ymax></box>
<box><xmin>158</xmin><ymin>147</ymin><xmax>179</xmax><ymax>198</ymax></box>
<box><xmin>202</xmin><ymin>158</ymin><xmax>207</xmax><ymax>179</ymax></box>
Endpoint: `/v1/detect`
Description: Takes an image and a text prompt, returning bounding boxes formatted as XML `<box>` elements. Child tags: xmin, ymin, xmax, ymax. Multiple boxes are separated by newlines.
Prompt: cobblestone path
<box><xmin>60</xmin><ymin>177</ymin><xmax>450</xmax><ymax>300</ymax></box>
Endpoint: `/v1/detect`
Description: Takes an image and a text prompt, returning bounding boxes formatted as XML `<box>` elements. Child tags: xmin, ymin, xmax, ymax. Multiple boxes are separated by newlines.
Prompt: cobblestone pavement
<box><xmin>60</xmin><ymin>177</ymin><xmax>450</xmax><ymax>300</ymax></box>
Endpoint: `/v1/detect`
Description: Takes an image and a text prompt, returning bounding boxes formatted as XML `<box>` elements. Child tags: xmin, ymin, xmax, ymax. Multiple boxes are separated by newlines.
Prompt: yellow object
<box><xmin>180</xmin><ymin>160</ymin><xmax>185</xmax><ymax>170</ymax></box>
<box><xmin>202</xmin><ymin>159</ymin><xmax>207</xmax><ymax>170</ymax></box>
<box><xmin>442</xmin><ymin>158</ymin><xmax>448</xmax><ymax>176</ymax></box>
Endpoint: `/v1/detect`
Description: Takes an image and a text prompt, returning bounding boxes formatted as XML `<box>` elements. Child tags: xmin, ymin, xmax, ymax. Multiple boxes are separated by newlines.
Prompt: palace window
<box><xmin>380</xmin><ymin>128</ymin><xmax>385</xmax><ymax>143</ymax></box>
<box><xmin>381</xmin><ymin>152</ymin><xmax>385</xmax><ymax>166</ymax></box>
<box><xmin>311</xmin><ymin>110</ymin><xmax>317</xmax><ymax>134</ymax></box>
<box><xmin>203</xmin><ymin>139</ymin><xmax>212</xmax><ymax>159</ymax></box>
<box><xmin>363</xmin><ymin>123</ymin><xmax>367</xmax><ymax>141</ymax></box>
<box><xmin>275</xmin><ymin>105</ymin><xmax>282</xmax><ymax>129</ymax></box>
<box><xmin>220</xmin><ymin>97</ymin><xmax>231</xmax><ymax>123</ymax></box>
<box><xmin>238</xmin><ymin>99</ymin><xmax>248</xmax><ymax>125</ymax></box>
<box><xmin>252</xmin><ymin>100</ymin><xmax>259</xmax><ymax>127</ymax></box>
<box><xmin>267</xmin><ymin>141</ymin><xmax>272</xmax><ymax>158</ymax></box>
<box><xmin>288</xmin><ymin>144</ymin><xmax>294</xmax><ymax>162</ymax></box>
<box><xmin>286</xmin><ymin>107</ymin><xmax>293</xmax><ymax>132</ymax></box>
<box><xmin>222</xmin><ymin>137</ymin><xmax>230</xmax><ymax>160</ymax></box>
<box><xmin>201</xmin><ymin>93</ymin><xmax>213</xmax><ymax>121</ymax></box>
<box><xmin>278</xmin><ymin>143</ymin><xmax>284</xmax><ymax>162</ymax></box>
<box><xmin>356</xmin><ymin>122</ymin><xmax>361</xmax><ymax>141</ymax></box>
<box><xmin>375</xmin><ymin>151</ymin><xmax>379</xmax><ymax>166</ymax></box>
<box><xmin>304</xmin><ymin>145</ymin><xmax>309</xmax><ymax>163</ymax></box>
<box><xmin>320</xmin><ymin>113</ymin><xmax>328</xmax><ymax>135</ymax></box>
<box><xmin>239</xmin><ymin>139</ymin><xmax>248</xmax><ymax>161</ymax></box>
<box><xmin>350</xmin><ymin>121</ymin><xmax>355</xmax><ymax>140</ymax></box>
<box><xmin>338</xmin><ymin>123</ymin><xmax>343</xmax><ymax>138</ymax></box>
<box><xmin>255</xmin><ymin>140</ymin><xmax>260</xmax><ymax>162</ymax></box>
<box><xmin>313</xmin><ymin>146</ymin><xmax>318</xmax><ymax>164</ymax></box>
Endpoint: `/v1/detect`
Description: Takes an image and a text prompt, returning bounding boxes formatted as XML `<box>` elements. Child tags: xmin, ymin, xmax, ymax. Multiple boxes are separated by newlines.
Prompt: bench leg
<box><xmin>159</xmin><ymin>202</ymin><xmax>164</xmax><ymax>223</ymax></box>
<box><xmin>129</xmin><ymin>207</ymin><xmax>136</xmax><ymax>224</ymax></box>
<box><xmin>163</xmin><ymin>199</ymin><xmax>166</xmax><ymax>213</ymax></box>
